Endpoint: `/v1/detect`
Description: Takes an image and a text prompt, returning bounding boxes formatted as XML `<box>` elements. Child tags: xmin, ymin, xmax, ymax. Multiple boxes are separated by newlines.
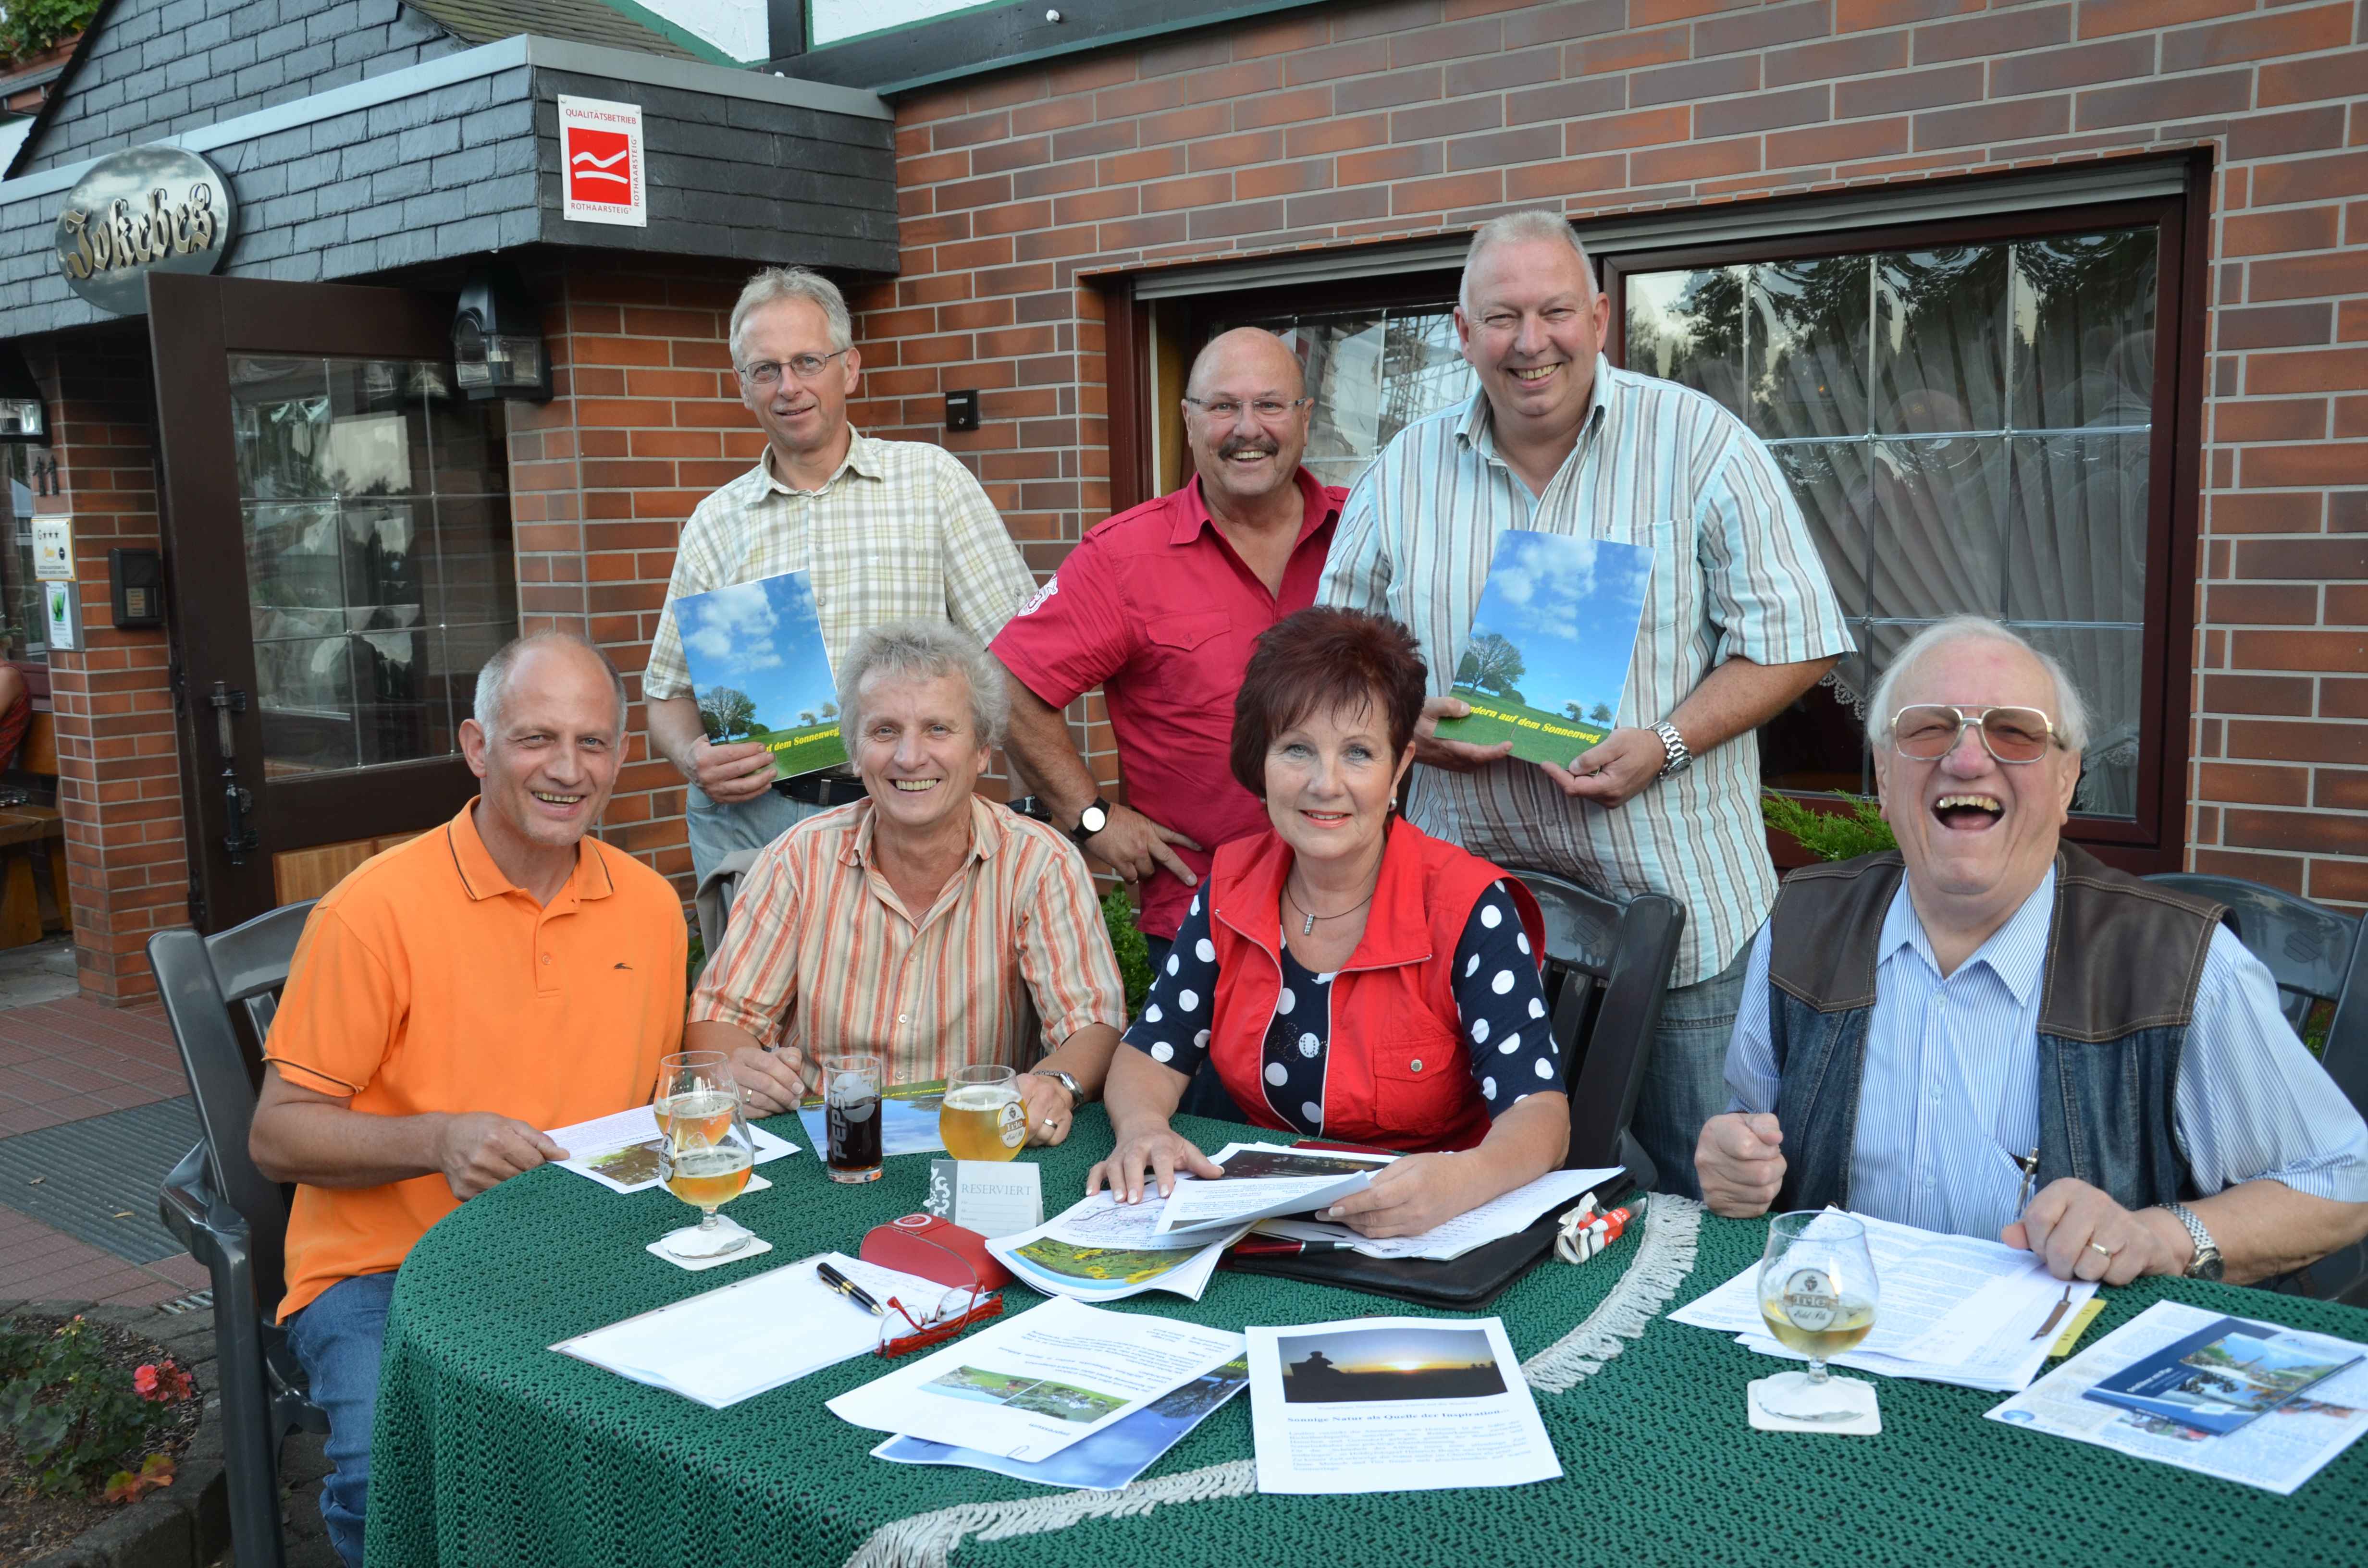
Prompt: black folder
<box><xmin>1221</xmin><ymin>1175</ymin><xmax>1636</xmax><ymax>1309</ymax></box>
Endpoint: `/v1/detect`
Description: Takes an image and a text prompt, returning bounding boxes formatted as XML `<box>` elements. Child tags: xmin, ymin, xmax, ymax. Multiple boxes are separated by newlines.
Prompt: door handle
<box><xmin>209</xmin><ymin>682</ymin><xmax>259</xmax><ymax>864</ymax></box>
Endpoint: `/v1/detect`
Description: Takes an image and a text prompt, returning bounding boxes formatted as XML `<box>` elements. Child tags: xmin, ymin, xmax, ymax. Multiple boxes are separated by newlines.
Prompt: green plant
<box><xmin>0</xmin><ymin>0</ymin><xmax>99</xmax><ymax>62</ymax></box>
<box><xmin>1760</xmin><ymin>789</ymin><xmax>1897</xmax><ymax>863</ymax></box>
<box><xmin>1101</xmin><ymin>888</ymin><xmax>1151</xmax><ymax>1014</ymax></box>
<box><xmin>0</xmin><ymin>1315</ymin><xmax>193</xmax><ymax>1498</ymax></box>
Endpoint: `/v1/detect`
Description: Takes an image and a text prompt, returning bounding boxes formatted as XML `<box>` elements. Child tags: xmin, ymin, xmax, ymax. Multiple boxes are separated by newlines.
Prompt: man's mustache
<box><xmin>1218</xmin><ymin>436</ymin><xmax>1279</xmax><ymax>459</ymax></box>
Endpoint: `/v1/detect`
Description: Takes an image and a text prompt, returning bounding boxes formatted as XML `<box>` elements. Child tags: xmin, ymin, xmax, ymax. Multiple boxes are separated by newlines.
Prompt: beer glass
<box><xmin>939</xmin><ymin>1064</ymin><xmax>1026</xmax><ymax>1162</ymax></box>
<box><xmin>823</xmin><ymin>1053</ymin><xmax>884</xmax><ymax>1184</ymax></box>
<box><xmin>654</xmin><ymin>1051</ymin><xmax>732</xmax><ymax>1144</ymax></box>
<box><xmin>1755</xmin><ymin>1211</ymin><xmax>1880</xmax><ymax>1421</ymax></box>
<box><xmin>660</xmin><ymin>1074</ymin><xmax>756</xmax><ymax>1260</ymax></box>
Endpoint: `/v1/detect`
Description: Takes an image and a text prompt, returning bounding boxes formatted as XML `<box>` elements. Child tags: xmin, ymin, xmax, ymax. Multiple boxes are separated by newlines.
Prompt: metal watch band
<box><xmin>2158</xmin><ymin>1201</ymin><xmax>2221</xmax><ymax>1278</ymax></box>
<box><xmin>1651</xmin><ymin>720</ymin><xmax>1692</xmax><ymax>779</ymax></box>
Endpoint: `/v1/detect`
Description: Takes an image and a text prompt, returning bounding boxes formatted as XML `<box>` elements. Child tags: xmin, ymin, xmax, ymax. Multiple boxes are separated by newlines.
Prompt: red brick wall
<box><xmin>854</xmin><ymin>0</ymin><xmax>2368</xmax><ymax>909</ymax></box>
<box><xmin>28</xmin><ymin>333</ymin><xmax>184</xmax><ymax>1004</ymax></box>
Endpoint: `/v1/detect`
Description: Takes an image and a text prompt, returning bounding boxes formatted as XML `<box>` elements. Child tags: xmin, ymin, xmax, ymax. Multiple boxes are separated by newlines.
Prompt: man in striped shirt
<box><xmin>1319</xmin><ymin>211</ymin><xmax>1853</xmax><ymax>1198</ymax></box>
<box><xmin>644</xmin><ymin>267</ymin><xmax>1037</xmax><ymax>885</ymax></box>
<box><xmin>1702</xmin><ymin>618</ymin><xmax>2368</xmax><ymax>1287</ymax></box>
<box><xmin>690</xmin><ymin>622</ymin><xmax>1124</xmax><ymax>1146</ymax></box>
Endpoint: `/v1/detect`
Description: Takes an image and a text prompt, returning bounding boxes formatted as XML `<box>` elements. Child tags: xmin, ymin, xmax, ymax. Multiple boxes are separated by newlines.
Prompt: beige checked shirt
<box><xmin>687</xmin><ymin>795</ymin><xmax>1127</xmax><ymax>1083</ymax></box>
<box><xmin>643</xmin><ymin>430</ymin><xmax>1037</xmax><ymax>702</ymax></box>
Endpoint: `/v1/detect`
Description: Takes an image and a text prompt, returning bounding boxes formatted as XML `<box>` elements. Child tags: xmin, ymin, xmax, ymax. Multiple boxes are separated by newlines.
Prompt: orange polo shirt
<box><xmin>266</xmin><ymin>801</ymin><xmax>686</xmax><ymax>1321</ymax></box>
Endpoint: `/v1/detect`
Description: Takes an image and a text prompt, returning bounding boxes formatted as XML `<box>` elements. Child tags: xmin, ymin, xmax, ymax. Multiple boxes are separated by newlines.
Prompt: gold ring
<box><xmin>1042</xmin><ymin>1117</ymin><xmax>1056</xmax><ymax>1129</ymax></box>
<box><xmin>2086</xmin><ymin>1241</ymin><xmax>2115</xmax><ymax>1261</ymax></box>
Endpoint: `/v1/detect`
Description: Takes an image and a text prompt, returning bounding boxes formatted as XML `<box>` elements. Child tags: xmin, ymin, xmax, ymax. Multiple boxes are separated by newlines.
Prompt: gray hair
<box><xmin>729</xmin><ymin>266</ymin><xmax>852</xmax><ymax>364</ymax></box>
<box><xmin>836</xmin><ymin>619</ymin><xmax>1010</xmax><ymax>753</ymax></box>
<box><xmin>1865</xmin><ymin>616</ymin><xmax>2092</xmax><ymax>752</ymax></box>
<box><xmin>1458</xmin><ymin>210</ymin><xmax>1597</xmax><ymax>316</ymax></box>
<box><xmin>472</xmin><ymin>631</ymin><xmax>628</xmax><ymax>736</ymax></box>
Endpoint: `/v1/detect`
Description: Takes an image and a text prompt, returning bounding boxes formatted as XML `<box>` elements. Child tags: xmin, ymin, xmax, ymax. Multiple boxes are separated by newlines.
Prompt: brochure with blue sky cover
<box><xmin>1431</xmin><ymin>530</ymin><xmax>1655</xmax><ymax>767</ymax></box>
<box><xmin>675</xmin><ymin>570</ymin><xmax>847</xmax><ymax>780</ymax></box>
<box><xmin>2082</xmin><ymin>1314</ymin><xmax>2362</xmax><ymax>1436</ymax></box>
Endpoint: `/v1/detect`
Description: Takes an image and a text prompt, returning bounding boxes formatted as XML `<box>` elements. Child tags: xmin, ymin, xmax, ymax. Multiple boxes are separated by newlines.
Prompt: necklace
<box><xmin>1284</xmin><ymin>875</ymin><xmax>1379</xmax><ymax>937</ymax></box>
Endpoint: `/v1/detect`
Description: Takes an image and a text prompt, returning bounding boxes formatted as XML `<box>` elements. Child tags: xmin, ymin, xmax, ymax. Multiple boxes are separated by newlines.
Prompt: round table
<box><xmin>366</xmin><ymin>1108</ymin><xmax>2368</xmax><ymax>1568</ymax></box>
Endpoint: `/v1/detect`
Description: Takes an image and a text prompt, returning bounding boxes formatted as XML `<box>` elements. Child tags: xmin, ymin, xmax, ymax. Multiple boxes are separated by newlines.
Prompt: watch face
<box><xmin>1079</xmin><ymin>806</ymin><xmax>1106</xmax><ymax>833</ymax></box>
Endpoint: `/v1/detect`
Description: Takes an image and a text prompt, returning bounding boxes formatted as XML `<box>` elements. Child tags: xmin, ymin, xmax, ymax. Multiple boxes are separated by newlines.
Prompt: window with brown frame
<box><xmin>1125</xmin><ymin>180</ymin><xmax>2201</xmax><ymax>869</ymax></box>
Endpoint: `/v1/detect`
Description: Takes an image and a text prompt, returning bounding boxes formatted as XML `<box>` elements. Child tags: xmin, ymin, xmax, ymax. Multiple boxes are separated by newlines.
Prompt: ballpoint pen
<box><xmin>816</xmin><ymin>1260</ymin><xmax>884</xmax><ymax>1315</ymax></box>
<box><xmin>2012</xmin><ymin>1146</ymin><xmax>2041</xmax><ymax>1214</ymax></box>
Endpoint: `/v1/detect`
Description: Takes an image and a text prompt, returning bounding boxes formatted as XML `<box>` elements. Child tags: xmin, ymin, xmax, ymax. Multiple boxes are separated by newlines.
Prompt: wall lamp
<box><xmin>0</xmin><ymin>346</ymin><xmax>47</xmax><ymax>441</ymax></box>
<box><xmin>451</xmin><ymin>262</ymin><xmax>552</xmax><ymax>403</ymax></box>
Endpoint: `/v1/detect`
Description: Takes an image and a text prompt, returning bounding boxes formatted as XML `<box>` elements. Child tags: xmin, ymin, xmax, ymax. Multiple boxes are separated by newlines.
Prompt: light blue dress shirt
<box><xmin>1724</xmin><ymin>868</ymin><xmax>2368</xmax><ymax>1239</ymax></box>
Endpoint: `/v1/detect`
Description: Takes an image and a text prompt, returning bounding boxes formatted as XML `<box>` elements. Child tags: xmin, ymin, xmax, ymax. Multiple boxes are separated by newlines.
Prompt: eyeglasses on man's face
<box><xmin>1888</xmin><ymin>704</ymin><xmax>2065</xmax><ymax>765</ymax></box>
<box><xmin>738</xmin><ymin>349</ymin><xmax>852</xmax><ymax>386</ymax></box>
<box><xmin>1181</xmin><ymin>394</ymin><xmax>1313</xmax><ymax>424</ymax></box>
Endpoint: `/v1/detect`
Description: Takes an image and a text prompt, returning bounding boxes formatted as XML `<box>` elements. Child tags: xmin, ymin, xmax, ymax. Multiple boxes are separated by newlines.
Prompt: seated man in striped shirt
<box><xmin>691</xmin><ymin>621</ymin><xmax>1125</xmax><ymax>1145</ymax></box>
<box><xmin>1699</xmin><ymin>616</ymin><xmax>2368</xmax><ymax>1287</ymax></box>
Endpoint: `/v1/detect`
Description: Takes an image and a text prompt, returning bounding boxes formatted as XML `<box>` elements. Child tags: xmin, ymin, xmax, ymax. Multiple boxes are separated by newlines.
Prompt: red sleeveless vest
<box><xmin>1202</xmin><ymin>818</ymin><xmax>1546</xmax><ymax>1153</ymax></box>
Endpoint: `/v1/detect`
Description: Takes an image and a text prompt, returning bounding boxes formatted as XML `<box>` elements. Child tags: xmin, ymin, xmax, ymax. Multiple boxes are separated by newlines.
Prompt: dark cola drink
<box><xmin>824</xmin><ymin>1053</ymin><xmax>883</xmax><ymax>1184</ymax></box>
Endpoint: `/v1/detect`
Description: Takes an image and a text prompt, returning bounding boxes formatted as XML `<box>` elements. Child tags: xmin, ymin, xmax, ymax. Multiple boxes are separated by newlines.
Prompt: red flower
<box><xmin>132</xmin><ymin>1360</ymin><xmax>193</xmax><ymax>1403</ymax></box>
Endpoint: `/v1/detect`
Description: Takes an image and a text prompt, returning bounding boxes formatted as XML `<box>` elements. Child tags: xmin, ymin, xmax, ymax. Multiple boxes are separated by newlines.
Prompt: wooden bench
<box><xmin>0</xmin><ymin>710</ymin><xmax>72</xmax><ymax>947</ymax></box>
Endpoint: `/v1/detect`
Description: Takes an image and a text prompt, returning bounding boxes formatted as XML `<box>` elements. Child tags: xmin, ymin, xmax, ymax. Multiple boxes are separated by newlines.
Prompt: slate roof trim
<box><xmin>406</xmin><ymin>0</ymin><xmax>735</xmax><ymax>67</ymax></box>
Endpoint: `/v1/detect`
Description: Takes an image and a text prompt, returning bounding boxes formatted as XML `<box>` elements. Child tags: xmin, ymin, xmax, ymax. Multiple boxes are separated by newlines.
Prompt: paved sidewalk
<box><xmin>0</xmin><ymin>945</ymin><xmax>211</xmax><ymax>1305</ymax></box>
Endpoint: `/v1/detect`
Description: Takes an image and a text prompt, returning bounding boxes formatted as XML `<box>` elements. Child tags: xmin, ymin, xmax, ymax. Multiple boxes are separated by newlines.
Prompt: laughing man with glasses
<box><xmin>1699</xmin><ymin>615</ymin><xmax>2368</xmax><ymax>1287</ymax></box>
<box><xmin>642</xmin><ymin>267</ymin><xmax>1036</xmax><ymax>887</ymax></box>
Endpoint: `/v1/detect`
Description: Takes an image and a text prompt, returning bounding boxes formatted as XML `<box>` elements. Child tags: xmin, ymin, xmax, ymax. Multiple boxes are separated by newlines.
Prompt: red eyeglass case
<box><xmin>864</xmin><ymin>1213</ymin><xmax>1015</xmax><ymax>1292</ymax></box>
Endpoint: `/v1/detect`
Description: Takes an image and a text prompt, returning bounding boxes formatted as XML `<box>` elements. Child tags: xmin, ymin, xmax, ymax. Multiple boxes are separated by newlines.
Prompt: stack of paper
<box><xmin>1668</xmin><ymin>1212</ymin><xmax>2097</xmax><ymax>1393</ymax></box>
<box><xmin>551</xmin><ymin>1251</ymin><xmax>948</xmax><ymax>1408</ymax></box>
<box><xmin>1987</xmin><ymin>1301</ymin><xmax>2368</xmax><ymax>1494</ymax></box>
<box><xmin>872</xmin><ymin>1356</ymin><xmax>1250</xmax><ymax>1491</ymax></box>
<box><xmin>1253</xmin><ymin>1164</ymin><xmax>1624</xmax><ymax>1262</ymax></box>
<box><xmin>987</xmin><ymin>1191</ymin><xmax>1246</xmax><ymax>1301</ymax></box>
<box><xmin>829</xmin><ymin>1298</ymin><xmax>1244</xmax><ymax>1464</ymax></box>
<box><xmin>1152</xmin><ymin>1143</ymin><xmax>1386</xmax><ymax>1237</ymax></box>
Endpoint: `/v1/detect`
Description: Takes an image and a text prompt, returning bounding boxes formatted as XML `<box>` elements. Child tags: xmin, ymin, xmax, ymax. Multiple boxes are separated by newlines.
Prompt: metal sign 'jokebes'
<box><xmin>53</xmin><ymin>145</ymin><xmax>236</xmax><ymax>315</ymax></box>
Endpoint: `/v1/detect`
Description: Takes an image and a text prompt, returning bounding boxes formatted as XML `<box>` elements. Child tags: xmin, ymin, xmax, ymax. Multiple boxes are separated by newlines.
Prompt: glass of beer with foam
<box><xmin>939</xmin><ymin>1064</ymin><xmax>1026</xmax><ymax>1162</ymax></box>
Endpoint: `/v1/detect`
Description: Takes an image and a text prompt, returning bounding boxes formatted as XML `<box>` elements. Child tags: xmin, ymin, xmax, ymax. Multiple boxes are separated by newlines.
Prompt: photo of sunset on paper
<box><xmin>1276</xmin><ymin>1325</ymin><xmax>1506</xmax><ymax>1404</ymax></box>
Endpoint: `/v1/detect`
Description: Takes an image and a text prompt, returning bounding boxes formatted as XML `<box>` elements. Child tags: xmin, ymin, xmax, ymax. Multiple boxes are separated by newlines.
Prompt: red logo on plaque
<box><xmin>565</xmin><ymin>127</ymin><xmax>634</xmax><ymax>207</ymax></box>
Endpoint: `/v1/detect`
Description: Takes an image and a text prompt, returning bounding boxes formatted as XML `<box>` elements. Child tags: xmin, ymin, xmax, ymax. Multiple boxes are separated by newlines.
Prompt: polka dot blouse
<box><xmin>1122</xmin><ymin>882</ymin><xmax>1560</xmax><ymax>1136</ymax></box>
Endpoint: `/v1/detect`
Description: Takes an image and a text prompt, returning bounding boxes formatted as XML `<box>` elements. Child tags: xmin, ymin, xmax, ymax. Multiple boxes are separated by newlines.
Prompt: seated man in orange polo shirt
<box><xmin>249</xmin><ymin>632</ymin><xmax>687</xmax><ymax>1568</ymax></box>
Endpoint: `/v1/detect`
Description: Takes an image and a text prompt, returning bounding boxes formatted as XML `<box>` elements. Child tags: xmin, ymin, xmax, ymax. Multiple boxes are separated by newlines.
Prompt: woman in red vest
<box><xmin>1087</xmin><ymin>608</ymin><xmax>1570</xmax><ymax>1238</ymax></box>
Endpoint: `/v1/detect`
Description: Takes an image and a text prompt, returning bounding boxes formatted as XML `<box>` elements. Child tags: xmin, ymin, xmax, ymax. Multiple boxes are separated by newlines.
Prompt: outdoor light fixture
<box><xmin>0</xmin><ymin>346</ymin><xmax>47</xmax><ymax>442</ymax></box>
<box><xmin>451</xmin><ymin>261</ymin><xmax>552</xmax><ymax>403</ymax></box>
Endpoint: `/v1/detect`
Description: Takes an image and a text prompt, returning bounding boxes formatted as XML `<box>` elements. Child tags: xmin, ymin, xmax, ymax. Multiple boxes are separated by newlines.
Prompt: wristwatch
<box><xmin>2158</xmin><ymin>1201</ymin><xmax>2224</xmax><ymax>1281</ymax></box>
<box><xmin>1070</xmin><ymin>797</ymin><xmax>1111</xmax><ymax>848</ymax></box>
<box><xmin>1650</xmin><ymin>721</ymin><xmax>1693</xmax><ymax>780</ymax></box>
<box><xmin>1035</xmin><ymin>1068</ymin><xmax>1087</xmax><ymax>1108</ymax></box>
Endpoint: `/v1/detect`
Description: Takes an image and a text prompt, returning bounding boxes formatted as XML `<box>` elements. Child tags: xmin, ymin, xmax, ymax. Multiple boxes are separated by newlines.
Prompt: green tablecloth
<box><xmin>369</xmin><ymin>1109</ymin><xmax>2368</xmax><ymax>1568</ymax></box>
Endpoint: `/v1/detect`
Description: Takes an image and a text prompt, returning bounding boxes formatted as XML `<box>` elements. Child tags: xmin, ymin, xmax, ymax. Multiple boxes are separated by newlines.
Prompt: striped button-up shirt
<box><xmin>644</xmin><ymin>431</ymin><xmax>1036</xmax><ymax>702</ymax></box>
<box><xmin>1320</xmin><ymin>360</ymin><xmax>1853</xmax><ymax>986</ymax></box>
<box><xmin>1724</xmin><ymin>869</ymin><xmax>2368</xmax><ymax>1239</ymax></box>
<box><xmin>688</xmin><ymin>795</ymin><xmax>1126</xmax><ymax>1084</ymax></box>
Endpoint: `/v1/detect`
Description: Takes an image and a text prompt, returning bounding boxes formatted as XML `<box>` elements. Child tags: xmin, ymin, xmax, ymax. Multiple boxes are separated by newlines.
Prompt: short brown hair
<box><xmin>1230</xmin><ymin>608</ymin><xmax>1428</xmax><ymax>797</ymax></box>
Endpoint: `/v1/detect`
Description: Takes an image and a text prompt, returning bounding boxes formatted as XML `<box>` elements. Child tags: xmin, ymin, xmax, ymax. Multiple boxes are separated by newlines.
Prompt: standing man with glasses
<box><xmin>1320</xmin><ymin>210</ymin><xmax>1855</xmax><ymax>1197</ymax></box>
<box><xmin>646</xmin><ymin>267</ymin><xmax>1037</xmax><ymax>883</ymax></box>
<box><xmin>991</xmin><ymin>328</ymin><xmax>1343</xmax><ymax>970</ymax></box>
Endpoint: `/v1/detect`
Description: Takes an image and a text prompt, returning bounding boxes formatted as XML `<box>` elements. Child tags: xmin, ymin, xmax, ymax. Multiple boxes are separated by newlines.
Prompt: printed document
<box><xmin>1669</xmin><ymin>1211</ymin><xmax>2094</xmax><ymax>1392</ymax></box>
<box><xmin>1987</xmin><ymin>1300</ymin><xmax>2368</xmax><ymax>1494</ymax></box>
<box><xmin>871</xmin><ymin>1356</ymin><xmax>1249</xmax><ymax>1491</ymax></box>
<box><xmin>1152</xmin><ymin>1142</ymin><xmax>1379</xmax><ymax>1236</ymax></box>
<box><xmin>550</xmin><ymin>1250</ymin><xmax>941</xmax><ymax>1409</ymax></box>
<box><xmin>545</xmin><ymin>1104</ymin><xmax>797</xmax><ymax>1195</ymax></box>
<box><xmin>987</xmin><ymin>1191</ymin><xmax>1244</xmax><ymax>1301</ymax></box>
<box><xmin>1255</xmin><ymin>1165</ymin><xmax>1622</xmax><ymax>1260</ymax></box>
<box><xmin>827</xmin><ymin>1297</ymin><xmax>1242</xmax><ymax>1462</ymax></box>
<box><xmin>1248</xmin><ymin>1316</ymin><xmax>1560</xmax><ymax>1494</ymax></box>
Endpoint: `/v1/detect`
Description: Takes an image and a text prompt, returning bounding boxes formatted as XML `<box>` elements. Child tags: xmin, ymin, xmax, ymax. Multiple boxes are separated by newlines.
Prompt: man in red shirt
<box><xmin>992</xmin><ymin>328</ymin><xmax>1343</xmax><ymax>963</ymax></box>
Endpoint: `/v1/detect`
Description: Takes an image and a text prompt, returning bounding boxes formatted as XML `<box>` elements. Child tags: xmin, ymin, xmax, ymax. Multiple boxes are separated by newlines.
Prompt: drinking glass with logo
<box><xmin>654</xmin><ymin>1050</ymin><xmax>731</xmax><ymax>1143</ymax></box>
<box><xmin>1755</xmin><ymin>1211</ymin><xmax>1880</xmax><ymax>1421</ymax></box>
<box><xmin>657</xmin><ymin>1060</ymin><xmax>756</xmax><ymax>1260</ymax></box>
<box><xmin>939</xmin><ymin>1064</ymin><xmax>1026</xmax><ymax>1162</ymax></box>
<box><xmin>823</xmin><ymin>1053</ymin><xmax>885</xmax><ymax>1184</ymax></box>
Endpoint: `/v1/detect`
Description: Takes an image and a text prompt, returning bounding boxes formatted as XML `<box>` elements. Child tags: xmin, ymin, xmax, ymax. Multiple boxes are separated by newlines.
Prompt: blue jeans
<box><xmin>686</xmin><ymin>784</ymin><xmax>820</xmax><ymax>886</ymax></box>
<box><xmin>284</xmin><ymin>1272</ymin><xmax>399</xmax><ymax>1568</ymax></box>
<box><xmin>1629</xmin><ymin>941</ymin><xmax>1753</xmax><ymax>1200</ymax></box>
